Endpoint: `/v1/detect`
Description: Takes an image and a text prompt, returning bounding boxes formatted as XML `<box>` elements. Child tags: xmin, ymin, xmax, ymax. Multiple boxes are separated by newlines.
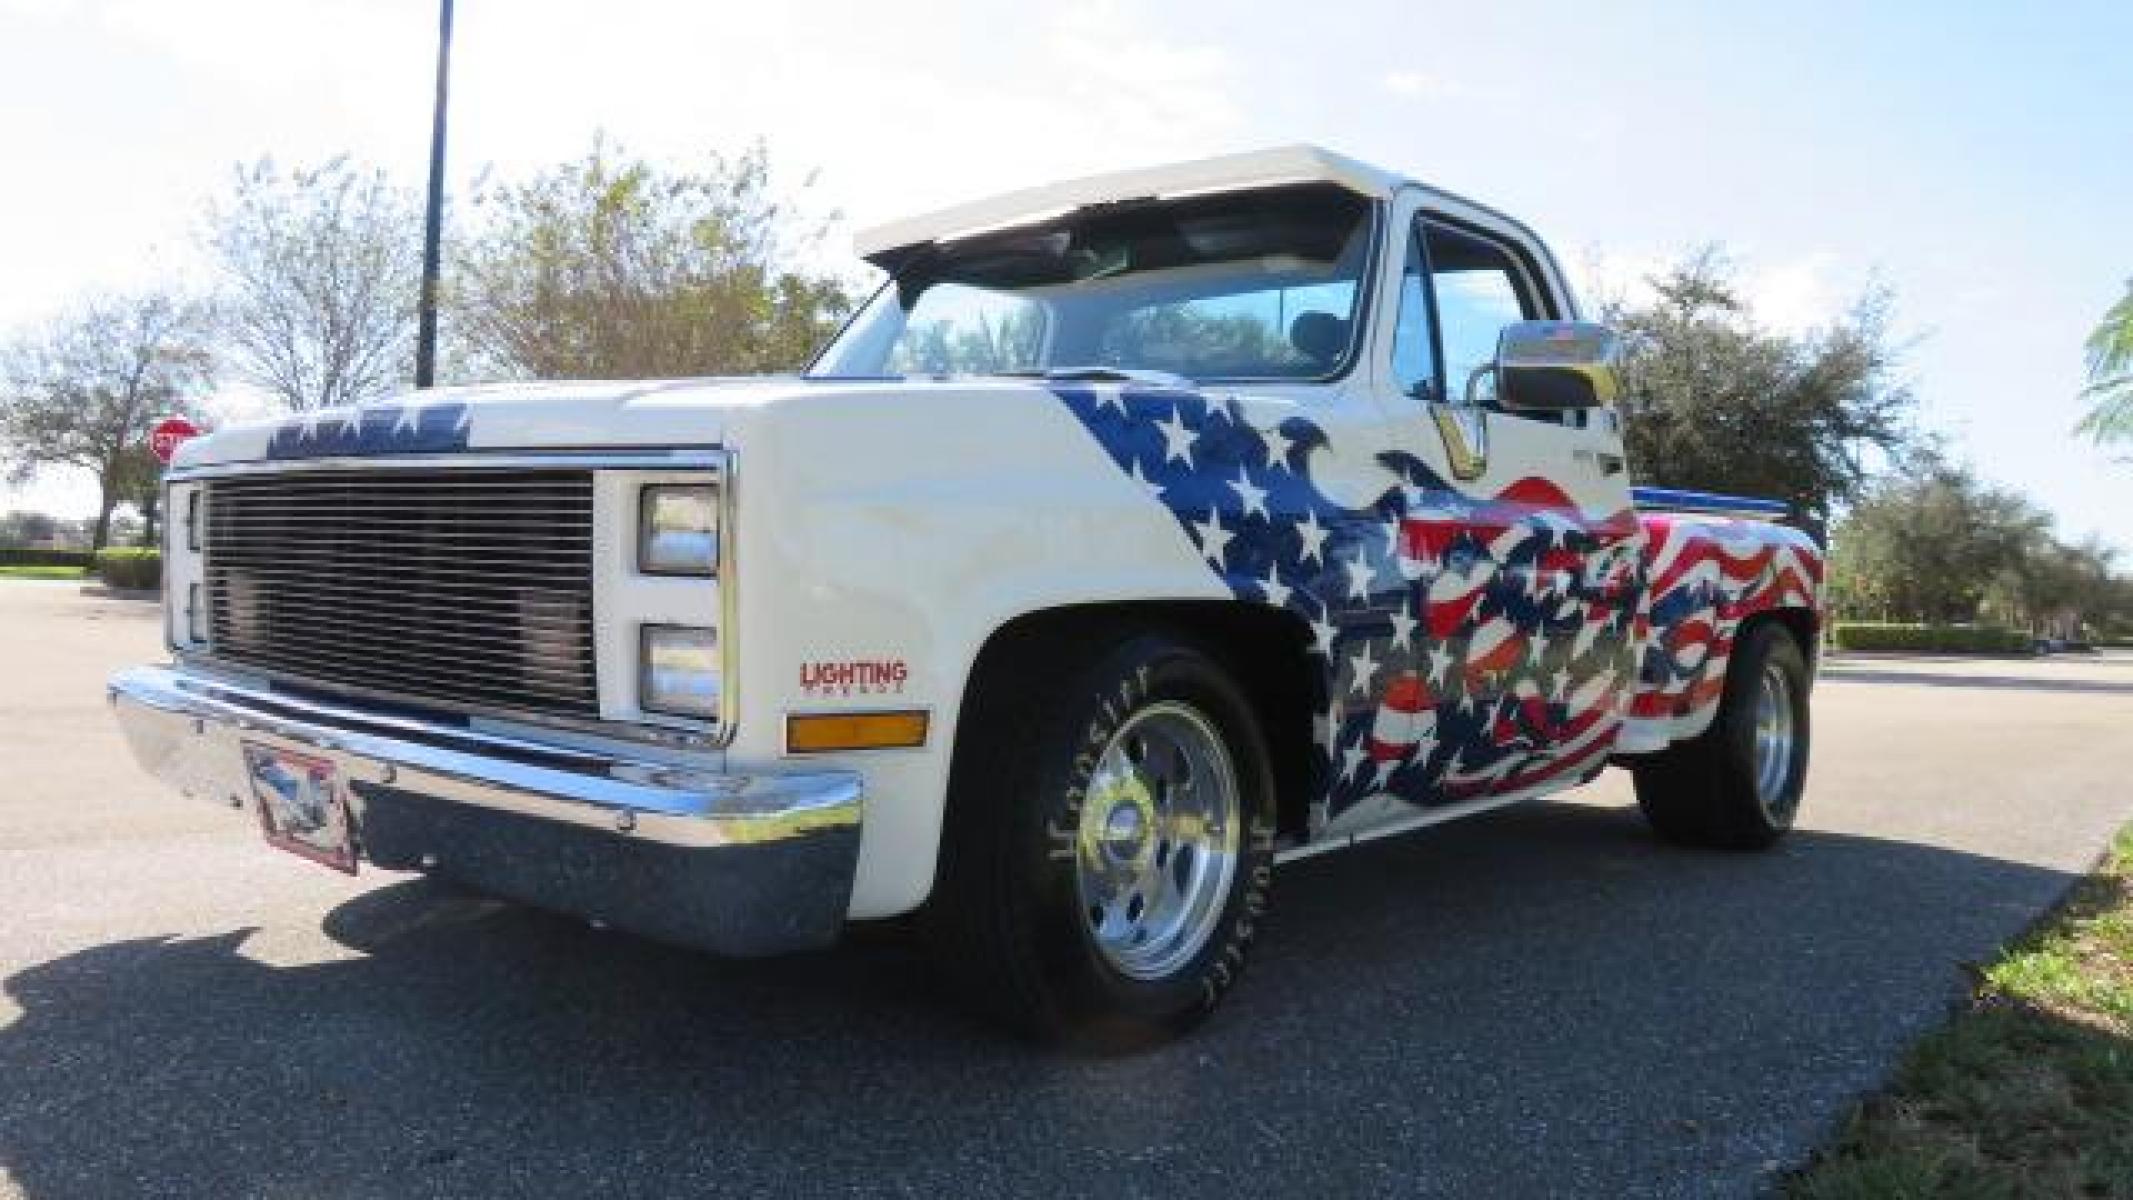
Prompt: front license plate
<box><xmin>243</xmin><ymin>741</ymin><xmax>357</xmax><ymax>875</ymax></box>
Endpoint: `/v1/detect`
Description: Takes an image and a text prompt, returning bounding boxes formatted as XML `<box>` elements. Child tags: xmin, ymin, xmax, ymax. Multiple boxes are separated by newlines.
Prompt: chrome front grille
<box><xmin>202</xmin><ymin>468</ymin><xmax>599</xmax><ymax>721</ymax></box>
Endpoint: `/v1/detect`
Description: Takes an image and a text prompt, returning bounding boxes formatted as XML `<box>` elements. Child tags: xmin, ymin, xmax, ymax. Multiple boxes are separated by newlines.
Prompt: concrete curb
<box><xmin>78</xmin><ymin>584</ymin><xmax>161</xmax><ymax>603</ymax></box>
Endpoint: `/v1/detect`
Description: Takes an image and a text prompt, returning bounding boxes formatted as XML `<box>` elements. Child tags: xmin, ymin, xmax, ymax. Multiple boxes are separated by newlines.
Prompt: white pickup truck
<box><xmin>112</xmin><ymin>146</ymin><xmax>1824</xmax><ymax>1042</ymax></box>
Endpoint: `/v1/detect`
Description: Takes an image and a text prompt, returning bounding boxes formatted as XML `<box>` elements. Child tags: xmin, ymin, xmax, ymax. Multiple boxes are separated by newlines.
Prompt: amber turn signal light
<box><xmin>785</xmin><ymin>710</ymin><xmax>930</xmax><ymax>754</ymax></box>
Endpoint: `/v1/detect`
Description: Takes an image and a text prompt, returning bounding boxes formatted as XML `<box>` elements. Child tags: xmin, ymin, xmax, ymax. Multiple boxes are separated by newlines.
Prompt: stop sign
<box><xmin>149</xmin><ymin>416</ymin><xmax>200</xmax><ymax>465</ymax></box>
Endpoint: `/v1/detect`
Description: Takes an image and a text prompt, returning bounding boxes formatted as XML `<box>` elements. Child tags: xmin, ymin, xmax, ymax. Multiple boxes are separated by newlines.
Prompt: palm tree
<box><xmin>2077</xmin><ymin>280</ymin><xmax>2133</xmax><ymax>444</ymax></box>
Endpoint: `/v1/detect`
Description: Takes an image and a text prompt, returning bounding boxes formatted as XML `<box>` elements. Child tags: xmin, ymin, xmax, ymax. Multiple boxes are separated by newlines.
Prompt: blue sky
<box><xmin>3</xmin><ymin>0</ymin><xmax>2129</xmax><ymax>551</ymax></box>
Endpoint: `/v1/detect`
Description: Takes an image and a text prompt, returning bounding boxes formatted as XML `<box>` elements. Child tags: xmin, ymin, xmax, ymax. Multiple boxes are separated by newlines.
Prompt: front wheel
<box><xmin>927</xmin><ymin>633</ymin><xmax>1277</xmax><ymax>1046</ymax></box>
<box><xmin>1632</xmin><ymin>621</ymin><xmax>1811</xmax><ymax>850</ymax></box>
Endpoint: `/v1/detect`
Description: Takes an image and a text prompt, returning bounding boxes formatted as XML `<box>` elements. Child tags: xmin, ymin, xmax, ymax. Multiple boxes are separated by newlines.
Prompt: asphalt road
<box><xmin>4</xmin><ymin>580</ymin><xmax>2132</xmax><ymax>1199</ymax></box>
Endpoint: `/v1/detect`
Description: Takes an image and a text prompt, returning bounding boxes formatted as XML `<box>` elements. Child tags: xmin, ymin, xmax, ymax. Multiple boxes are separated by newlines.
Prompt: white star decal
<box><xmin>1259</xmin><ymin>566</ymin><xmax>1291</xmax><ymax>608</ymax></box>
<box><xmin>1390</xmin><ymin>609</ymin><xmax>1418</xmax><ymax>651</ymax></box>
<box><xmin>1093</xmin><ymin>387</ymin><xmax>1127</xmax><ymax>414</ymax></box>
<box><xmin>1348</xmin><ymin>644</ymin><xmax>1379</xmax><ymax>695</ymax></box>
<box><xmin>1340</xmin><ymin>739</ymin><xmax>1369</xmax><ymax>781</ymax></box>
<box><xmin>1296</xmin><ymin>511</ymin><xmax>1328</xmax><ymax>565</ymax></box>
<box><xmin>335</xmin><ymin>406</ymin><xmax>363</xmax><ymax>436</ymax></box>
<box><xmin>1229</xmin><ymin>467</ymin><xmax>1269</xmax><ymax>520</ymax></box>
<box><xmin>1310</xmin><ymin>615</ymin><xmax>1337</xmax><ymax>659</ymax></box>
<box><xmin>1127</xmin><ymin>458</ymin><xmax>1166</xmax><ymax>499</ymax></box>
<box><xmin>1550</xmin><ymin>668</ymin><xmax>1573</xmax><ymax>702</ymax></box>
<box><xmin>1193</xmin><ymin>509</ymin><xmax>1233</xmax><ymax>566</ymax></box>
<box><xmin>1528</xmin><ymin>629</ymin><xmax>1551</xmax><ymax>664</ymax></box>
<box><xmin>1344</xmin><ymin>550</ymin><xmax>1376</xmax><ymax>601</ymax></box>
<box><xmin>1263</xmin><ymin>424</ymin><xmax>1295</xmax><ymax>470</ymax></box>
<box><xmin>297</xmin><ymin>407</ymin><xmax>323</xmax><ymax>441</ymax></box>
<box><xmin>391</xmin><ymin>399</ymin><xmax>427</xmax><ymax>436</ymax></box>
<box><xmin>1428</xmin><ymin>644</ymin><xmax>1454</xmax><ymax>685</ymax></box>
<box><xmin>1156</xmin><ymin>406</ymin><xmax>1196</xmax><ymax>466</ymax></box>
<box><xmin>1373</xmin><ymin>757</ymin><xmax>1399</xmax><ymax>787</ymax></box>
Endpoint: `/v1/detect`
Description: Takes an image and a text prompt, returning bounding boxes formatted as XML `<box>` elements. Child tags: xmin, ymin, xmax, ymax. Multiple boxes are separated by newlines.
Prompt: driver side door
<box><xmin>1366</xmin><ymin>208</ymin><xmax>1642</xmax><ymax>806</ymax></box>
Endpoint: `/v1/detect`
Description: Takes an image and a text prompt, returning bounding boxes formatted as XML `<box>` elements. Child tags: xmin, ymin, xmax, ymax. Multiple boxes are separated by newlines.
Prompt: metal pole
<box><xmin>414</xmin><ymin>0</ymin><xmax>454</xmax><ymax>388</ymax></box>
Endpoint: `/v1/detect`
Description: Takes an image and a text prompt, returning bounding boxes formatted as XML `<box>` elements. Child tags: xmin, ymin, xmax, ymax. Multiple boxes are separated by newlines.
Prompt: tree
<box><xmin>1830</xmin><ymin>451</ymin><xmax>2133</xmax><ymax>635</ymax></box>
<box><xmin>1826</xmin><ymin>457</ymin><xmax>2046</xmax><ymax>624</ymax></box>
<box><xmin>112</xmin><ymin>441</ymin><xmax>167</xmax><ymax>547</ymax></box>
<box><xmin>204</xmin><ymin>157</ymin><xmax>423</xmax><ymax>410</ymax></box>
<box><xmin>1606</xmin><ymin>251</ymin><xmax>1915</xmax><ymax>531</ymax></box>
<box><xmin>2077</xmin><ymin>279</ymin><xmax>2133</xmax><ymax>446</ymax></box>
<box><xmin>0</xmin><ymin>510</ymin><xmax>58</xmax><ymax>547</ymax></box>
<box><xmin>449</xmin><ymin>137</ymin><xmax>853</xmax><ymax>380</ymax></box>
<box><xmin>0</xmin><ymin>291</ymin><xmax>213</xmax><ymax>548</ymax></box>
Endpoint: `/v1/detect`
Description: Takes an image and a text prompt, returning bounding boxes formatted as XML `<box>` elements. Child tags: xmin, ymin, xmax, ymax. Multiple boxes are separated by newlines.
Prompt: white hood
<box><xmin>171</xmin><ymin>376</ymin><xmax>818</xmax><ymax>469</ymax></box>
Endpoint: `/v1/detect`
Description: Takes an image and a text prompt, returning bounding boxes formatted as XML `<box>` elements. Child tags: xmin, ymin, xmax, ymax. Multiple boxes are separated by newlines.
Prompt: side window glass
<box><xmin>1389</xmin><ymin>225</ymin><xmax>1438</xmax><ymax>400</ymax></box>
<box><xmin>1424</xmin><ymin>223</ymin><xmax>1537</xmax><ymax>406</ymax></box>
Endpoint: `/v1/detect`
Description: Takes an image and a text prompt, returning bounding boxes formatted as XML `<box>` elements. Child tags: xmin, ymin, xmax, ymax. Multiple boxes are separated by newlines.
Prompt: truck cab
<box><xmin>112</xmin><ymin>146</ymin><xmax>1823</xmax><ymax>1041</ymax></box>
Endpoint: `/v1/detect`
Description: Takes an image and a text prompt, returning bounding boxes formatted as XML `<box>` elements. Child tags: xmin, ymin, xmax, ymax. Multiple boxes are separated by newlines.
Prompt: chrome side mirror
<box><xmin>1493</xmin><ymin>320</ymin><xmax>1622</xmax><ymax>412</ymax></box>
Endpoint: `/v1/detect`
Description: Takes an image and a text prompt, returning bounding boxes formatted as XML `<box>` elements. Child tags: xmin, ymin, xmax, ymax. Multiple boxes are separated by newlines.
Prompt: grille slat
<box><xmin>206</xmin><ymin>562</ymin><xmax>592</xmax><ymax>589</ymax></box>
<box><xmin>205</xmin><ymin>605</ymin><xmax>591</xmax><ymax>656</ymax></box>
<box><xmin>204</xmin><ymin>468</ymin><xmax>600</xmax><ymax>721</ymax></box>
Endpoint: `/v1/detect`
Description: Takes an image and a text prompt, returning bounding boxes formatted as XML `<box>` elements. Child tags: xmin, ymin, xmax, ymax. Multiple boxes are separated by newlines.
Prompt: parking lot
<box><xmin>4</xmin><ymin>579</ymin><xmax>2131</xmax><ymax>1198</ymax></box>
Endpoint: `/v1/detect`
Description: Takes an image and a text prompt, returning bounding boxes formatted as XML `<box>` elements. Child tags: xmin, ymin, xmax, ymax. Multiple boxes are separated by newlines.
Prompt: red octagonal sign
<box><xmin>149</xmin><ymin>416</ymin><xmax>200</xmax><ymax>465</ymax></box>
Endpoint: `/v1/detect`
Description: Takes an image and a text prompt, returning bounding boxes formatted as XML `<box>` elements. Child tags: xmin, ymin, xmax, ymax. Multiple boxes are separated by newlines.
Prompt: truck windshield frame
<box><xmin>809</xmin><ymin>183</ymin><xmax>1381</xmax><ymax>386</ymax></box>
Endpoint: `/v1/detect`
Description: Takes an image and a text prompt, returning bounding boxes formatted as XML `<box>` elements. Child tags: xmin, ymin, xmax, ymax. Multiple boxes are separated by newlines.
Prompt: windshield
<box><xmin>810</xmin><ymin>183</ymin><xmax>1376</xmax><ymax>384</ymax></box>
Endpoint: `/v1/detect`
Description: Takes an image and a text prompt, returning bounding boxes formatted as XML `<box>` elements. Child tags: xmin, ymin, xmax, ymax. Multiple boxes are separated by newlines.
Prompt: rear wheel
<box><xmin>1633</xmin><ymin>621</ymin><xmax>1810</xmax><ymax>850</ymax></box>
<box><xmin>927</xmin><ymin>632</ymin><xmax>1277</xmax><ymax>1046</ymax></box>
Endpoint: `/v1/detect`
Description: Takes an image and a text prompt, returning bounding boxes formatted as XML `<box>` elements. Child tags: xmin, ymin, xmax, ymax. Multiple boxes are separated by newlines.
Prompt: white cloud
<box><xmin>1382</xmin><ymin>70</ymin><xmax>1451</xmax><ymax>98</ymax></box>
<box><xmin>1380</xmin><ymin>68</ymin><xmax>1505</xmax><ymax>104</ymax></box>
<box><xmin>1740</xmin><ymin>251</ymin><xmax>1846</xmax><ymax>335</ymax></box>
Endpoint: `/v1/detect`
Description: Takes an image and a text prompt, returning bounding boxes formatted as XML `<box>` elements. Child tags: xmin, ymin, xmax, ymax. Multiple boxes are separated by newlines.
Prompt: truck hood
<box><xmin>170</xmin><ymin>375</ymin><xmax>901</xmax><ymax>469</ymax></box>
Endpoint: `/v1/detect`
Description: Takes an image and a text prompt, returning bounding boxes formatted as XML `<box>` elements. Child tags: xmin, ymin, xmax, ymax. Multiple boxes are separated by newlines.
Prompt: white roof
<box><xmin>853</xmin><ymin>144</ymin><xmax>1405</xmax><ymax>262</ymax></box>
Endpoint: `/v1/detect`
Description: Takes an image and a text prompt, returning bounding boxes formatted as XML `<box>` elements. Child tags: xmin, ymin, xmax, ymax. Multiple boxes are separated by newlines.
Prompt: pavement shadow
<box><xmin>0</xmin><ymin>801</ymin><xmax>2088</xmax><ymax>1198</ymax></box>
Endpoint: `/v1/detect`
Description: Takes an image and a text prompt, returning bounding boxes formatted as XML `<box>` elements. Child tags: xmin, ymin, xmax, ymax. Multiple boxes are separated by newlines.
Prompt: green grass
<box><xmin>0</xmin><ymin>564</ymin><xmax>86</xmax><ymax>580</ymax></box>
<box><xmin>1791</xmin><ymin>827</ymin><xmax>2133</xmax><ymax>1198</ymax></box>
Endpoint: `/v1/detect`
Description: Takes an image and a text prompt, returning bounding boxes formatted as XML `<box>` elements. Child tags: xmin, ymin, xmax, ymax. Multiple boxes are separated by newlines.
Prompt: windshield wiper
<box><xmin>996</xmin><ymin>366</ymin><xmax>1196</xmax><ymax>388</ymax></box>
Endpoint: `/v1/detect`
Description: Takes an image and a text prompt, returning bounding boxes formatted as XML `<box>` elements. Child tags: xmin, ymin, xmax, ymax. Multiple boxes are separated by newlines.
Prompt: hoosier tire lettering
<box><xmin>927</xmin><ymin>632</ymin><xmax>1279</xmax><ymax>1045</ymax></box>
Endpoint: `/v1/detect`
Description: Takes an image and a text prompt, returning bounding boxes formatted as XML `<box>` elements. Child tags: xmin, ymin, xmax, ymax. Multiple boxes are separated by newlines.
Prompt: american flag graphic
<box><xmin>265</xmin><ymin>401</ymin><xmax>472</xmax><ymax>459</ymax></box>
<box><xmin>1631</xmin><ymin>515</ymin><xmax>1822</xmax><ymax>727</ymax></box>
<box><xmin>1052</xmin><ymin>383</ymin><xmax>1654</xmax><ymax>831</ymax></box>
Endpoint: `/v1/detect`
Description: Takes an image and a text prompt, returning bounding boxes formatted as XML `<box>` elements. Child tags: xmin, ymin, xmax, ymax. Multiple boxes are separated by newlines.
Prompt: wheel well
<box><xmin>961</xmin><ymin>601</ymin><xmax>1322</xmax><ymax>842</ymax></box>
<box><xmin>1745</xmin><ymin>607</ymin><xmax>1820</xmax><ymax>663</ymax></box>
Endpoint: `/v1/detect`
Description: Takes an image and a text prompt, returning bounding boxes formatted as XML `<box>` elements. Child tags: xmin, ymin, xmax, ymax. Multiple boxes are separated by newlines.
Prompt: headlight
<box><xmin>641</xmin><ymin>625</ymin><xmax>720</xmax><ymax>718</ymax></box>
<box><xmin>639</xmin><ymin>485</ymin><xmax>718</xmax><ymax>576</ymax></box>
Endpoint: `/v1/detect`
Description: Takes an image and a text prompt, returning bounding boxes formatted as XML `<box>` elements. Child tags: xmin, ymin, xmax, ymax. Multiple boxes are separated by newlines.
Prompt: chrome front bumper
<box><xmin>108</xmin><ymin>665</ymin><xmax>862</xmax><ymax>956</ymax></box>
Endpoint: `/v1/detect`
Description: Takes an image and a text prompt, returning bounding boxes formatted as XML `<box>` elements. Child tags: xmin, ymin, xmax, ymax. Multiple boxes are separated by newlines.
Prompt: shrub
<box><xmin>1829</xmin><ymin>622</ymin><xmax>2032</xmax><ymax>654</ymax></box>
<box><xmin>0</xmin><ymin>546</ymin><xmax>93</xmax><ymax>568</ymax></box>
<box><xmin>94</xmin><ymin>547</ymin><xmax>162</xmax><ymax>591</ymax></box>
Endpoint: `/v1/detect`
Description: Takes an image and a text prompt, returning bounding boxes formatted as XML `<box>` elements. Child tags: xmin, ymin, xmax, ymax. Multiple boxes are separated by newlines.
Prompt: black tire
<box><xmin>1632</xmin><ymin>621</ymin><xmax>1810</xmax><ymax>850</ymax></box>
<box><xmin>926</xmin><ymin>631</ymin><xmax>1277</xmax><ymax>1047</ymax></box>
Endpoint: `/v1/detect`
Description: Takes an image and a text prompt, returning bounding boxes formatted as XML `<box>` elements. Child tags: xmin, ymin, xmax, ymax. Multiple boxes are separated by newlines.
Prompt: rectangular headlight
<box><xmin>639</xmin><ymin>485</ymin><xmax>718</xmax><ymax>576</ymax></box>
<box><xmin>641</xmin><ymin>624</ymin><xmax>719</xmax><ymax>719</ymax></box>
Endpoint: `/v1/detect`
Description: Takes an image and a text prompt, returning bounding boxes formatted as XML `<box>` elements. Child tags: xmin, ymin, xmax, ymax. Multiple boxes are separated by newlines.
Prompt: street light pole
<box><xmin>414</xmin><ymin>0</ymin><xmax>454</xmax><ymax>388</ymax></box>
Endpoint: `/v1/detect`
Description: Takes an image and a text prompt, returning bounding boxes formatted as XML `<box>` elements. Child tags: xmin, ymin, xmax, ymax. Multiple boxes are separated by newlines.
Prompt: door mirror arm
<box><xmin>1462</xmin><ymin>362</ymin><xmax>1496</xmax><ymax>408</ymax></box>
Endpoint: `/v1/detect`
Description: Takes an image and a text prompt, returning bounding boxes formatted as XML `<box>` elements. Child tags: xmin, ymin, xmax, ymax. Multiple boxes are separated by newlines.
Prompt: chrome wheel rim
<box><xmin>1751</xmin><ymin>662</ymin><xmax>1797</xmax><ymax>819</ymax></box>
<box><xmin>1074</xmin><ymin>701</ymin><xmax>1241</xmax><ymax>981</ymax></box>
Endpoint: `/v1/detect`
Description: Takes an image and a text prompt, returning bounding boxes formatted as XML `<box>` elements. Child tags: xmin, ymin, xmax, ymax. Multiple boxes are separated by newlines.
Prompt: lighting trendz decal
<box><xmin>1050</xmin><ymin>383</ymin><xmax>1819</xmax><ymax>833</ymax></box>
